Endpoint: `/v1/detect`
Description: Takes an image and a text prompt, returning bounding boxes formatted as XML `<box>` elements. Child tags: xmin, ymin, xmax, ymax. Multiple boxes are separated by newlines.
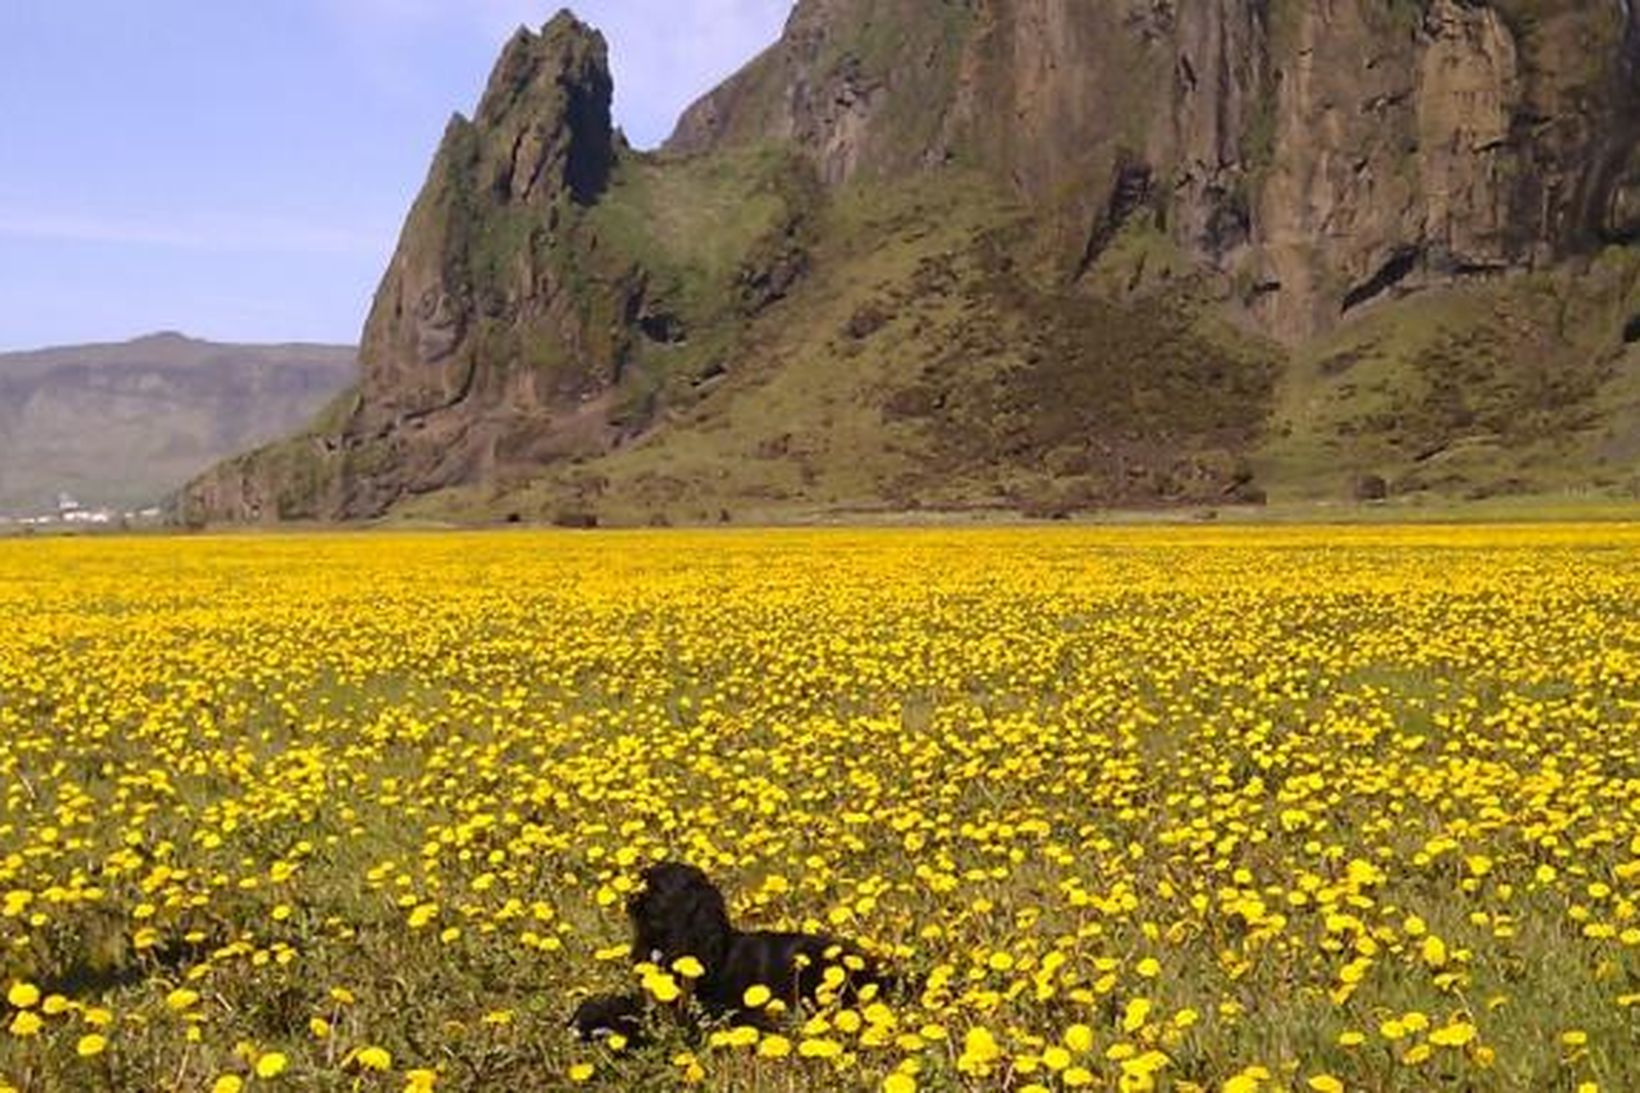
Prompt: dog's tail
<box><xmin>836</xmin><ymin>945</ymin><xmax>919</xmax><ymax>1008</ymax></box>
<box><xmin>862</xmin><ymin>964</ymin><xmax>921</xmax><ymax>1005</ymax></box>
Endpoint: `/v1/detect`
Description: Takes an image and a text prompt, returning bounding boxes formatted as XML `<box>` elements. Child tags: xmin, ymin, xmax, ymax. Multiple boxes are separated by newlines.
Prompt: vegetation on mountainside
<box><xmin>1263</xmin><ymin>249</ymin><xmax>1640</xmax><ymax>502</ymax></box>
<box><xmin>400</xmin><ymin>160</ymin><xmax>1639</xmax><ymax>527</ymax></box>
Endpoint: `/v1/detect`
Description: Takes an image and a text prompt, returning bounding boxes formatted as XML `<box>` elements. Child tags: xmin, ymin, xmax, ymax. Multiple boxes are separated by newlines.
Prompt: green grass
<box><xmin>1257</xmin><ymin>249</ymin><xmax>1640</xmax><ymax>505</ymax></box>
<box><xmin>591</xmin><ymin>143</ymin><xmax>800</xmax><ymax>321</ymax></box>
<box><xmin>403</xmin><ymin>170</ymin><xmax>1029</xmax><ymax>526</ymax></box>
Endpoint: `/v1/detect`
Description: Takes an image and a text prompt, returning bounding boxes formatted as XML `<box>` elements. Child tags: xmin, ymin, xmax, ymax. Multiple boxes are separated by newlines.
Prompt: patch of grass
<box><xmin>591</xmin><ymin>143</ymin><xmax>802</xmax><ymax>322</ymax></box>
<box><xmin>1258</xmin><ymin>250</ymin><xmax>1640</xmax><ymax>503</ymax></box>
<box><xmin>419</xmin><ymin>167</ymin><xmax>1288</xmax><ymax>527</ymax></box>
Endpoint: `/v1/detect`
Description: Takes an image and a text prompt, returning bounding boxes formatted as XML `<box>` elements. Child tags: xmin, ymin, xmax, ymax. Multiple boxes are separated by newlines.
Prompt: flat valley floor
<box><xmin>0</xmin><ymin>525</ymin><xmax>1636</xmax><ymax>1091</ymax></box>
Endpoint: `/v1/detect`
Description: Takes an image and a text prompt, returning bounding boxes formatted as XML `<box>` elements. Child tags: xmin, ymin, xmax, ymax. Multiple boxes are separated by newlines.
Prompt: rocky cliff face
<box><xmin>333</xmin><ymin>13</ymin><xmax>636</xmax><ymax>516</ymax></box>
<box><xmin>359</xmin><ymin>16</ymin><xmax>616</xmax><ymax>425</ymax></box>
<box><xmin>674</xmin><ymin>0</ymin><xmax>1640</xmax><ymax>338</ymax></box>
<box><xmin>180</xmin><ymin>2</ymin><xmax>1640</xmax><ymax>524</ymax></box>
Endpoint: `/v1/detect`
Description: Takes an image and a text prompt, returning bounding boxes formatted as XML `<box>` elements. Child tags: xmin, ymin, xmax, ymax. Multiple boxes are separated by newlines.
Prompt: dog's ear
<box><xmin>631</xmin><ymin>863</ymin><xmax>732</xmax><ymax>972</ymax></box>
<box><xmin>671</xmin><ymin>875</ymin><xmax>731</xmax><ymax>970</ymax></box>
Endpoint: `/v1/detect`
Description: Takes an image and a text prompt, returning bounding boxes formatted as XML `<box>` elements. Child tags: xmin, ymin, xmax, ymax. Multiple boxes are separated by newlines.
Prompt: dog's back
<box><xmin>702</xmin><ymin>931</ymin><xmax>891</xmax><ymax>1021</ymax></box>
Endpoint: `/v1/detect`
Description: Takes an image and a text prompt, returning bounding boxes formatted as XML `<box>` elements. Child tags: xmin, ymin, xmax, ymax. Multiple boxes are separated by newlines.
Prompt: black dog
<box><xmin>571</xmin><ymin>862</ymin><xmax>893</xmax><ymax>1042</ymax></box>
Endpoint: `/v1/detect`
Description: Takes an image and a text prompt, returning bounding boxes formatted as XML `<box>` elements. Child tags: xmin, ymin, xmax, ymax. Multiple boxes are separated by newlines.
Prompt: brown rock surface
<box><xmin>675</xmin><ymin>0</ymin><xmax>1638</xmax><ymax>335</ymax></box>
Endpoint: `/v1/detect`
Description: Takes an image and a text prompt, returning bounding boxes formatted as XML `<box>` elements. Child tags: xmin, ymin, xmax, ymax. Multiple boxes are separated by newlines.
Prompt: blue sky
<box><xmin>0</xmin><ymin>1</ymin><xmax>792</xmax><ymax>352</ymax></box>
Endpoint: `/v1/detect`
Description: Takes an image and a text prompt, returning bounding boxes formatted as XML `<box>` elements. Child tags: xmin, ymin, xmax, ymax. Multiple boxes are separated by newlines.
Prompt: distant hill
<box><xmin>0</xmin><ymin>333</ymin><xmax>355</xmax><ymax>514</ymax></box>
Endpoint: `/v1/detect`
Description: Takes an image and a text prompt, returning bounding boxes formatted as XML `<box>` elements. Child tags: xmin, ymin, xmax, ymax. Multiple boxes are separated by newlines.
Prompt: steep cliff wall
<box><xmin>182</xmin><ymin>11</ymin><xmax>815</xmax><ymax>522</ymax></box>
<box><xmin>186</xmin><ymin>14</ymin><xmax>629</xmax><ymax>521</ymax></box>
<box><xmin>673</xmin><ymin>0</ymin><xmax>1640</xmax><ymax>337</ymax></box>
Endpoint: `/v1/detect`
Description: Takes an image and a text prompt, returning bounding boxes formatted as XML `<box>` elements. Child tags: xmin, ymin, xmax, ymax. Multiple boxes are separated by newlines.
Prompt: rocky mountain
<box><xmin>0</xmin><ymin>333</ymin><xmax>354</xmax><ymax>514</ymax></box>
<box><xmin>181</xmin><ymin>2</ymin><xmax>1640</xmax><ymax>525</ymax></box>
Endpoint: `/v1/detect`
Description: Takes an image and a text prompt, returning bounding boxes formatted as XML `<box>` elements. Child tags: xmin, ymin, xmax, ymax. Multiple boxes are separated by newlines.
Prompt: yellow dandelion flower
<box><xmin>9</xmin><ymin>1012</ymin><xmax>43</xmax><ymax>1038</ymax></box>
<box><xmin>166</xmin><ymin>989</ymin><xmax>201</xmax><ymax>1012</ymax></box>
<box><xmin>644</xmin><ymin>973</ymin><xmax>681</xmax><ymax>1004</ymax></box>
<box><xmin>956</xmin><ymin>1026</ymin><xmax>1002</xmax><ymax>1075</ymax></box>
<box><xmin>673</xmin><ymin>1052</ymin><xmax>705</xmax><ymax>1083</ymax></box>
<box><xmin>1429</xmin><ymin>1022</ymin><xmax>1476</xmax><ymax>1047</ymax></box>
<box><xmin>354</xmin><ymin>1046</ymin><xmax>392</xmax><ymax>1071</ymax></box>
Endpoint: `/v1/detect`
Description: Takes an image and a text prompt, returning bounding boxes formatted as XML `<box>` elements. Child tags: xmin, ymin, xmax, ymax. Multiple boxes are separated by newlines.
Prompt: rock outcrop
<box><xmin>184</xmin><ymin>13</ymin><xmax>637</xmax><ymax>521</ymax></box>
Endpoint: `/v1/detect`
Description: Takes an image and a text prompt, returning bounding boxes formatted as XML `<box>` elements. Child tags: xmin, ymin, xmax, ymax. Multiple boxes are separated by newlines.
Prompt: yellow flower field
<box><xmin>0</xmin><ymin>526</ymin><xmax>1636</xmax><ymax>1091</ymax></box>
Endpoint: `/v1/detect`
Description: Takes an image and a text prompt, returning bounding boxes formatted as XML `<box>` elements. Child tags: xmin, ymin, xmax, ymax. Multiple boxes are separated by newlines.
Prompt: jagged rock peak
<box><xmin>333</xmin><ymin>2</ymin><xmax>623</xmax><ymax>481</ymax></box>
<box><xmin>463</xmin><ymin>8</ymin><xmax>615</xmax><ymax>205</ymax></box>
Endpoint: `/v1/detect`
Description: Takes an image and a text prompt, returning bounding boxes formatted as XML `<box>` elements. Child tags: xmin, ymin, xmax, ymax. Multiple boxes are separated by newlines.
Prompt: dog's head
<box><xmin>627</xmin><ymin>861</ymin><xmax>732</xmax><ymax>974</ymax></box>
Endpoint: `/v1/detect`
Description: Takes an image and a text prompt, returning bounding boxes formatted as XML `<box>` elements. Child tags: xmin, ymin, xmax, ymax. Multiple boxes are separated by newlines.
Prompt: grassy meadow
<box><xmin>0</xmin><ymin>526</ymin><xmax>1636</xmax><ymax>1091</ymax></box>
